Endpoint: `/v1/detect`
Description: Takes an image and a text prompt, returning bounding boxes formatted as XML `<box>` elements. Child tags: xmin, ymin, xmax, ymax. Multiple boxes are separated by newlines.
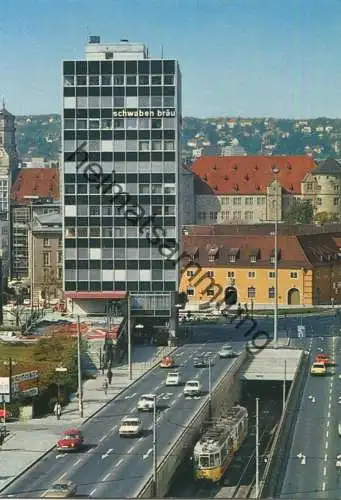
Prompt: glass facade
<box><xmin>62</xmin><ymin>49</ymin><xmax>181</xmax><ymax>307</ymax></box>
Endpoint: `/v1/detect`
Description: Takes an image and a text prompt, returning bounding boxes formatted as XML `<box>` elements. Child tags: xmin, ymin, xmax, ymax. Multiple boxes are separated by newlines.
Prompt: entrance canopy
<box><xmin>240</xmin><ymin>348</ymin><xmax>304</xmax><ymax>381</ymax></box>
<box><xmin>64</xmin><ymin>292</ymin><xmax>126</xmax><ymax>300</ymax></box>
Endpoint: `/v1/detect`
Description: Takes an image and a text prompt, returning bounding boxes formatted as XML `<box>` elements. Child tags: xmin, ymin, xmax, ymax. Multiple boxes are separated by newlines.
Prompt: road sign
<box><xmin>21</xmin><ymin>387</ymin><xmax>38</xmax><ymax>397</ymax></box>
<box><xmin>12</xmin><ymin>371</ymin><xmax>39</xmax><ymax>384</ymax></box>
<box><xmin>297</xmin><ymin>325</ymin><xmax>306</xmax><ymax>338</ymax></box>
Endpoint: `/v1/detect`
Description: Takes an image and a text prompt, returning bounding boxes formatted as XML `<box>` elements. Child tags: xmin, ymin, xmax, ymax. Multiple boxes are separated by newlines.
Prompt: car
<box><xmin>218</xmin><ymin>345</ymin><xmax>235</xmax><ymax>358</ymax></box>
<box><xmin>337</xmin><ymin>454</ymin><xmax>341</xmax><ymax>468</ymax></box>
<box><xmin>165</xmin><ymin>372</ymin><xmax>182</xmax><ymax>386</ymax></box>
<box><xmin>119</xmin><ymin>416</ymin><xmax>142</xmax><ymax>437</ymax></box>
<box><xmin>56</xmin><ymin>428</ymin><xmax>84</xmax><ymax>452</ymax></box>
<box><xmin>193</xmin><ymin>357</ymin><xmax>211</xmax><ymax>368</ymax></box>
<box><xmin>137</xmin><ymin>394</ymin><xmax>156</xmax><ymax>411</ymax></box>
<box><xmin>160</xmin><ymin>356</ymin><xmax>175</xmax><ymax>368</ymax></box>
<box><xmin>184</xmin><ymin>380</ymin><xmax>202</xmax><ymax>396</ymax></box>
<box><xmin>315</xmin><ymin>354</ymin><xmax>330</xmax><ymax>365</ymax></box>
<box><xmin>310</xmin><ymin>362</ymin><xmax>327</xmax><ymax>376</ymax></box>
<box><xmin>40</xmin><ymin>481</ymin><xmax>76</xmax><ymax>498</ymax></box>
<box><xmin>338</xmin><ymin>423</ymin><xmax>341</xmax><ymax>436</ymax></box>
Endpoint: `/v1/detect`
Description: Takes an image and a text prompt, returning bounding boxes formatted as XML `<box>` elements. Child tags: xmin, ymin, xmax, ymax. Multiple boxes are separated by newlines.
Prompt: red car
<box><xmin>56</xmin><ymin>428</ymin><xmax>84</xmax><ymax>452</ymax></box>
<box><xmin>160</xmin><ymin>356</ymin><xmax>175</xmax><ymax>368</ymax></box>
<box><xmin>315</xmin><ymin>354</ymin><xmax>330</xmax><ymax>365</ymax></box>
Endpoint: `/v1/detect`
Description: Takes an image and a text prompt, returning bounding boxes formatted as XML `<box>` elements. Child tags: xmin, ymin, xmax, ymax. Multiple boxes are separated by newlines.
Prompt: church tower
<box><xmin>0</xmin><ymin>100</ymin><xmax>18</xmax><ymax>220</ymax></box>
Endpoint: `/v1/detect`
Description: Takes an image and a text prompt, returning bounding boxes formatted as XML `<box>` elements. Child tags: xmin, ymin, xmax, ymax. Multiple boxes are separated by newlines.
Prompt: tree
<box><xmin>284</xmin><ymin>199</ymin><xmax>314</xmax><ymax>224</ymax></box>
<box><xmin>315</xmin><ymin>211</ymin><xmax>340</xmax><ymax>224</ymax></box>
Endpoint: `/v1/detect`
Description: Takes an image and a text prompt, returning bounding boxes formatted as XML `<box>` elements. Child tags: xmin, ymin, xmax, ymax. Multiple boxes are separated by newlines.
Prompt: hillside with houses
<box><xmin>14</xmin><ymin>114</ymin><xmax>341</xmax><ymax>161</ymax></box>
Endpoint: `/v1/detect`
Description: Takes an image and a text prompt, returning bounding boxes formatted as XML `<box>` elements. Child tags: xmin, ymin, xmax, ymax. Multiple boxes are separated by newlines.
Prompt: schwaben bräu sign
<box><xmin>113</xmin><ymin>108</ymin><xmax>176</xmax><ymax>118</ymax></box>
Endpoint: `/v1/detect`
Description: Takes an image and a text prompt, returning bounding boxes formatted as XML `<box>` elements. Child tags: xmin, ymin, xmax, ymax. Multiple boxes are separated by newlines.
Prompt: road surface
<box><xmin>1</xmin><ymin>342</ymin><xmax>244</xmax><ymax>499</ymax></box>
<box><xmin>279</xmin><ymin>335</ymin><xmax>341</xmax><ymax>498</ymax></box>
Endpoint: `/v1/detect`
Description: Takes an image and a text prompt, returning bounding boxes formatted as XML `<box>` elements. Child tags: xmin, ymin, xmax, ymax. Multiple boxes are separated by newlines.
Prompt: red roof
<box><xmin>64</xmin><ymin>292</ymin><xmax>126</xmax><ymax>300</ymax></box>
<box><xmin>182</xmin><ymin>234</ymin><xmax>312</xmax><ymax>268</ymax></box>
<box><xmin>11</xmin><ymin>168</ymin><xmax>60</xmax><ymax>202</ymax></box>
<box><xmin>191</xmin><ymin>156</ymin><xmax>316</xmax><ymax>195</ymax></box>
<box><xmin>182</xmin><ymin>232</ymin><xmax>341</xmax><ymax>269</ymax></box>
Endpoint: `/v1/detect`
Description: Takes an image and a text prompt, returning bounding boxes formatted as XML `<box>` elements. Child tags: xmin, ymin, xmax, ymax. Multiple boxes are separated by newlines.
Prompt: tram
<box><xmin>193</xmin><ymin>405</ymin><xmax>248</xmax><ymax>483</ymax></box>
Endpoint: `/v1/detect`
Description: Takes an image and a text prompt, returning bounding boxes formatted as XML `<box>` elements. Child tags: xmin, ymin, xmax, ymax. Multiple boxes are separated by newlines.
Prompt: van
<box><xmin>184</xmin><ymin>380</ymin><xmax>202</xmax><ymax>396</ymax></box>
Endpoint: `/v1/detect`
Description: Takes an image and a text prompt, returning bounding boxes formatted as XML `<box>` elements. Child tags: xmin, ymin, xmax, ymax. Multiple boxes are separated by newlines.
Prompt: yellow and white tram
<box><xmin>193</xmin><ymin>405</ymin><xmax>248</xmax><ymax>483</ymax></box>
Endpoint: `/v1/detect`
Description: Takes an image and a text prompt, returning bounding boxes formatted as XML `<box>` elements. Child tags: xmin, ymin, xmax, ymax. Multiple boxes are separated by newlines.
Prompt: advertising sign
<box><xmin>0</xmin><ymin>377</ymin><xmax>10</xmax><ymax>395</ymax></box>
<box><xmin>12</xmin><ymin>371</ymin><xmax>39</xmax><ymax>384</ymax></box>
<box><xmin>0</xmin><ymin>377</ymin><xmax>10</xmax><ymax>403</ymax></box>
<box><xmin>21</xmin><ymin>387</ymin><xmax>39</xmax><ymax>397</ymax></box>
<box><xmin>113</xmin><ymin>108</ymin><xmax>176</xmax><ymax>118</ymax></box>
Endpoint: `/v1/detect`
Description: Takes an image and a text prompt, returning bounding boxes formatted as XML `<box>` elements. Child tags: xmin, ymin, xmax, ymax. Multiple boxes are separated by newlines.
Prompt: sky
<box><xmin>1</xmin><ymin>0</ymin><xmax>341</xmax><ymax>118</ymax></box>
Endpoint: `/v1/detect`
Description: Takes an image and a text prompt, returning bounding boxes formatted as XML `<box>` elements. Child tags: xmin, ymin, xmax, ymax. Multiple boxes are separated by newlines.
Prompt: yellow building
<box><xmin>179</xmin><ymin>231</ymin><xmax>341</xmax><ymax>309</ymax></box>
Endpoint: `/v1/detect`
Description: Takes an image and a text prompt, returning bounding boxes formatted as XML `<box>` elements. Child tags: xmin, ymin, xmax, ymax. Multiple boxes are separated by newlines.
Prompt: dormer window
<box><xmin>250</xmin><ymin>248</ymin><xmax>260</xmax><ymax>263</ymax></box>
<box><xmin>228</xmin><ymin>248</ymin><xmax>240</xmax><ymax>263</ymax></box>
<box><xmin>270</xmin><ymin>248</ymin><xmax>281</xmax><ymax>264</ymax></box>
<box><xmin>208</xmin><ymin>246</ymin><xmax>219</xmax><ymax>262</ymax></box>
<box><xmin>191</xmin><ymin>246</ymin><xmax>199</xmax><ymax>260</ymax></box>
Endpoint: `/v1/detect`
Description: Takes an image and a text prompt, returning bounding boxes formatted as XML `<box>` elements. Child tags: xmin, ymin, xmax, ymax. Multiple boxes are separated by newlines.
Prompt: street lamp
<box><xmin>55</xmin><ymin>365</ymin><xmax>67</xmax><ymax>403</ymax></box>
<box><xmin>152</xmin><ymin>393</ymin><xmax>157</xmax><ymax>497</ymax></box>
<box><xmin>271</xmin><ymin>166</ymin><xmax>280</xmax><ymax>346</ymax></box>
<box><xmin>1</xmin><ymin>359</ymin><xmax>16</xmax><ymax>434</ymax></box>
<box><xmin>23</xmin><ymin>195</ymin><xmax>39</xmax><ymax>318</ymax></box>
<box><xmin>208</xmin><ymin>357</ymin><xmax>212</xmax><ymax>415</ymax></box>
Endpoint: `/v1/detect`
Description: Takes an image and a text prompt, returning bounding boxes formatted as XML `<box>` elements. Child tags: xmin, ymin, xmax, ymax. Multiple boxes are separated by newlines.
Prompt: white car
<box><xmin>165</xmin><ymin>372</ymin><xmax>182</xmax><ymax>386</ymax></box>
<box><xmin>119</xmin><ymin>416</ymin><xmax>142</xmax><ymax>437</ymax></box>
<box><xmin>218</xmin><ymin>345</ymin><xmax>235</xmax><ymax>358</ymax></box>
<box><xmin>336</xmin><ymin>454</ymin><xmax>341</xmax><ymax>467</ymax></box>
<box><xmin>137</xmin><ymin>394</ymin><xmax>156</xmax><ymax>412</ymax></box>
<box><xmin>184</xmin><ymin>380</ymin><xmax>202</xmax><ymax>397</ymax></box>
<box><xmin>338</xmin><ymin>423</ymin><xmax>341</xmax><ymax>436</ymax></box>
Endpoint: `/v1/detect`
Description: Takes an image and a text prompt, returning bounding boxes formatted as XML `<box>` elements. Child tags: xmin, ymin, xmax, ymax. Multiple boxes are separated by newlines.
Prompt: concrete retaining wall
<box><xmin>136</xmin><ymin>350</ymin><xmax>247</xmax><ymax>498</ymax></box>
<box><xmin>258</xmin><ymin>350</ymin><xmax>309</xmax><ymax>498</ymax></box>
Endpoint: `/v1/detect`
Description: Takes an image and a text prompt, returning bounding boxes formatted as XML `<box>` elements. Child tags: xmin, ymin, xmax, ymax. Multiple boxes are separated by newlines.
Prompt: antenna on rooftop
<box><xmin>161</xmin><ymin>45</ymin><xmax>164</xmax><ymax>59</ymax></box>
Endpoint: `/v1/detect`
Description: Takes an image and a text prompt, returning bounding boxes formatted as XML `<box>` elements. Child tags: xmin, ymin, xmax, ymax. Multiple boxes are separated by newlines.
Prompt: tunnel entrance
<box><xmin>166</xmin><ymin>379</ymin><xmax>291</xmax><ymax>498</ymax></box>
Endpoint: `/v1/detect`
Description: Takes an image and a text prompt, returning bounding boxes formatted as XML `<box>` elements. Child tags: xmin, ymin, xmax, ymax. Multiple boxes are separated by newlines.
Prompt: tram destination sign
<box><xmin>113</xmin><ymin>108</ymin><xmax>176</xmax><ymax>118</ymax></box>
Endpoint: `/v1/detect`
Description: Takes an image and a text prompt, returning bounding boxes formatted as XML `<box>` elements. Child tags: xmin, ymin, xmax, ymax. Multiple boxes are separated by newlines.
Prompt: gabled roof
<box><xmin>297</xmin><ymin>234</ymin><xmax>340</xmax><ymax>265</ymax></box>
<box><xmin>11</xmin><ymin>168</ymin><xmax>60</xmax><ymax>202</ymax></box>
<box><xmin>312</xmin><ymin>157</ymin><xmax>341</xmax><ymax>175</ymax></box>
<box><xmin>182</xmin><ymin>223</ymin><xmax>341</xmax><ymax>237</ymax></box>
<box><xmin>192</xmin><ymin>155</ymin><xmax>317</xmax><ymax>195</ymax></box>
<box><xmin>181</xmin><ymin>234</ymin><xmax>319</xmax><ymax>269</ymax></box>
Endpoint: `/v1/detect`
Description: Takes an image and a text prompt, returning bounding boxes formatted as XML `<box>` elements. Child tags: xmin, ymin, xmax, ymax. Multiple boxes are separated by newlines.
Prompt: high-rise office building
<box><xmin>62</xmin><ymin>38</ymin><xmax>181</xmax><ymax>325</ymax></box>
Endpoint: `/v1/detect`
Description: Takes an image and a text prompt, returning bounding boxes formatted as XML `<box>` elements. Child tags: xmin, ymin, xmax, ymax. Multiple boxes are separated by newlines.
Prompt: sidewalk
<box><xmin>0</xmin><ymin>344</ymin><xmax>174</xmax><ymax>491</ymax></box>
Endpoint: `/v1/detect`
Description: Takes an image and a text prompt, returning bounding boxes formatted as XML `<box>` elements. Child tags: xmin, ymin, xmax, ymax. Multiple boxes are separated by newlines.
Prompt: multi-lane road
<box><xmin>279</xmin><ymin>335</ymin><xmax>341</xmax><ymax>498</ymax></box>
<box><xmin>181</xmin><ymin>312</ymin><xmax>341</xmax><ymax>344</ymax></box>
<box><xmin>1</xmin><ymin>342</ymin><xmax>244</xmax><ymax>499</ymax></box>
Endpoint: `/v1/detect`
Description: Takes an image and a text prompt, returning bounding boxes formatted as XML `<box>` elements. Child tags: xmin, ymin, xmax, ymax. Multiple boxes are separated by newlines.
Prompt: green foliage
<box><xmin>284</xmin><ymin>199</ymin><xmax>314</xmax><ymax>224</ymax></box>
<box><xmin>315</xmin><ymin>211</ymin><xmax>340</xmax><ymax>224</ymax></box>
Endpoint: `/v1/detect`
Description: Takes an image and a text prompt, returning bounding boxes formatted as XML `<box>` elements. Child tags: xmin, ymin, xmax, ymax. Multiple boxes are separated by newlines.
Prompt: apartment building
<box><xmin>10</xmin><ymin>168</ymin><xmax>60</xmax><ymax>281</ymax></box>
<box><xmin>28</xmin><ymin>213</ymin><xmax>63</xmax><ymax>304</ymax></box>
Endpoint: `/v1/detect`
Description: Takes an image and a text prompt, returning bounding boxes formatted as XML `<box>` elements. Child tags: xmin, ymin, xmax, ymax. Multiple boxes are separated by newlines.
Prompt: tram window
<box><xmin>199</xmin><ymin>455</ymin><xmax>212</xmax><ymax>467</ymax></box>
<box><xmin>214</xmin><ymin>453</ymin><xmax>220</xmax><ymax>466</ymax></box>
<box><xmin>194</xmin><ymin>455</ymin><xmax>199</xmax><ymax>466</ymax></box>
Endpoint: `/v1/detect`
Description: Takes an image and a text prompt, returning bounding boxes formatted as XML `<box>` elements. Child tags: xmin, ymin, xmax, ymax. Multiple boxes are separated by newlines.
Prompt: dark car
<box><xmin>193</xmin><ymin>357</ymin><xmax>211</xmax><ymax>368</ymax></box>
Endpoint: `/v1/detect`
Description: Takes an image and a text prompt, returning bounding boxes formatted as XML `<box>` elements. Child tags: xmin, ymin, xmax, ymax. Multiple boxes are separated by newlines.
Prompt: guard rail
<box><xmin>136</xmin><ymin>350</ymin><xmax>247</xmax><ymax>498</ymax></box>
<box><xmin>258</xmin><ymin>349</ymin><xmax>308</xmax><ymax>498</ymax></box>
